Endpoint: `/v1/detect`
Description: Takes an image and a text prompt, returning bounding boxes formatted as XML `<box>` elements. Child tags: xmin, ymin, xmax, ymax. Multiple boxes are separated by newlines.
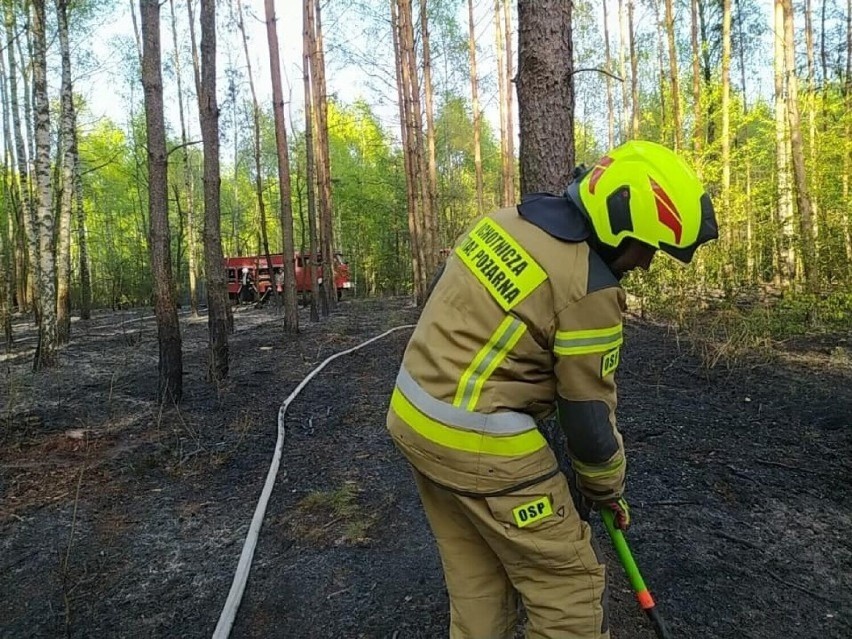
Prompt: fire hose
<box><xmin>212</xmin><ymin>324</ymin><xmax>416</xmax><ymax>639</ymax></box>
<box><xmin>600</xmin><ymin>508</ymin><xmax>673</xmax><ymax>639</ymax></box>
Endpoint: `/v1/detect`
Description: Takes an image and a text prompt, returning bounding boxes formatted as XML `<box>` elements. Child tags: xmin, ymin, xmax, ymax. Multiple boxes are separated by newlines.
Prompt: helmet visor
<box><xmin>659</xmin><ymin>193</ymin><xmax>718</xmax><ymax>263</ymax></box>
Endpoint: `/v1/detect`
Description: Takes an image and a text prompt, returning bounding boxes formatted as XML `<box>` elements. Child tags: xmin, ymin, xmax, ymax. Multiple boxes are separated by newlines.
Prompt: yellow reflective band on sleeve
<box><xmin>554</xmin><ymin>324</ymin><xmax>623</xmax><ymax>356</ymax></box>
<box><xmin>512</xmin><ymin>496</ymin><xmax>553</xmax><ymax>528</ymax></box>
<box><xmin>571</xmin><ymin>456</ymin><xmax>625</xmax><ymax>479</ymax></box>
<box><xmin>454</xmin><ymin>316</ymin><xmax>527</xmax><ymax>410</ymax></box>
<box><xmin>455</xmin><ymin>218</ymin><xmax>547</xmax><ymax>311</ymax></box>
<box><xmin>391</xmin><ymin>388</ymin><xmax>548</xmax><ymax>457</ymax></box>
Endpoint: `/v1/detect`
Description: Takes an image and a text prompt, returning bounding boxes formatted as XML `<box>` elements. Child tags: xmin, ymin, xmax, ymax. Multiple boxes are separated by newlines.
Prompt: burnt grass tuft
<box><xmin>1</xmin><ymin>297</ymin><xmax>850</xmax><ymax>638</ymax></box>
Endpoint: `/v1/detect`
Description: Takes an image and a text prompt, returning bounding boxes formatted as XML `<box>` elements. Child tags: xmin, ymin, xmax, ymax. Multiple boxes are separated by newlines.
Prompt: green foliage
<box><xmin>326</xmin><ymin>100</ymin><xmax>409</xmax><ymax>295</ymax></box>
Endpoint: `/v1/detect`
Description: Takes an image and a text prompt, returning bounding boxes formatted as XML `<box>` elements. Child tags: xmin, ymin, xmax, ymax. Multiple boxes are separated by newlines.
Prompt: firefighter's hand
<box><xmin>600</xmin><ymin>497</ymin><xmax>631</xmax><ymax>531</ymax></box>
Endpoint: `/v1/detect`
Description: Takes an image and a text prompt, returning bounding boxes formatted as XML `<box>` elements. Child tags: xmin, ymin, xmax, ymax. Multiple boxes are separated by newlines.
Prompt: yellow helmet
<box><xmin>566</xmin><ymin>140</ymin><xmax>718</xmax><ymax>263</ymax></box>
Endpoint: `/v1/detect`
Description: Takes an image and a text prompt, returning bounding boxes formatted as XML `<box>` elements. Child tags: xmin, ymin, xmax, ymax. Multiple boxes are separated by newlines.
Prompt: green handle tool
<box><xmin>600</xmin><ymin>508</ymin><xmax>673</xmax><ymax>639</ymax></box>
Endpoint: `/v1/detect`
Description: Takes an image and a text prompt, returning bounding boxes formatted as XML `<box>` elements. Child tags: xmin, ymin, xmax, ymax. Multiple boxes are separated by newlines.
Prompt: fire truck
<box><xmin>224</xmin><ymin>252</ymin><xmax>352</xmax><ymax>304</ymax></box>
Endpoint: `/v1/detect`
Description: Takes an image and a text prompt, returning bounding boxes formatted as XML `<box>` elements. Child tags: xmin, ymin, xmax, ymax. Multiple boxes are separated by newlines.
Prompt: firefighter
<box><xmin>386</xmin><ymin>141</ymin><xmax>718</xmax><ymax>639</ymax></box>
<box><xmin>238</xmin><ymin>267</ymin><xmax>256</xmax><ymax>305</ymax></box>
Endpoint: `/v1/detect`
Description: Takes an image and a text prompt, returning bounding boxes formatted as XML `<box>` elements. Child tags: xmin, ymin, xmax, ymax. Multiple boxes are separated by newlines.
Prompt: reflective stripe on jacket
<box><xmin>387</xmin><ymin>206</ymin><xmax>627</xmax><ymax>497</ymax></box>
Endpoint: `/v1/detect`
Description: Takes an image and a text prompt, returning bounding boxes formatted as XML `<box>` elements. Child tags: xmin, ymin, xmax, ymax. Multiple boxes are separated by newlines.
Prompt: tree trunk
<box><xmin>845</xmin><ymin>0</ymin><xmax>852</xmax><ymax>267</ymax></box>
<box><xmin>618</xmin><ymin>0</ymin><xmax>629</xmax><ymax>143</ymax></box>
<box><xmin>130</xmin><ymin>0</ymin><xmax>143</xmax><ymax>64</ymax></box>
<box><xmin>403</xmin><ymin>0</ymin><xmax>434</xmax><ymax>280</ymax></box>
<box><xmin>654</xmin><ymin>1</ymin><xmax>667</xmax><ymax>142</ymax></box>
<box><xmin>19</xmin><ymin>12</ymin><xmax>34</xmax><ymax>176</ymax></box>
<box><xmin>0</xmin><ymin>26</ymin><xmax>19</xmax><ymax>326</ymax></box>
<box><xmin>198</xmin><ymin>0</ymin><xmax>230</xmax><ymax>379</ymax></box>
<box><xmin>721</xmin><ymin>0</ymin><xmax>731</xmax><ymax>218</ymax></box>
<box><xmin>0</xmin><ymin>166</ymin><xmax>10</xmax><ymax>344</ymax></box>
<box><xmin>495</xmin><ymin>0</ymin><xmax>509</xmax><ymax>203</ymax></box>
<box><xmin>820</xmin><ymin>0</ymin><xmax>828</xmax><ymax>128</ymax></box>
<box><xmin>804</xmin><ymin>0</ymin><xmax>820</xmax><ymax>264</ymax></box>
<box><xmin>302</xmin><ymin>0</ymin><xmax>320</xmax><ymax>322</ymax></box>
<box><xmin>421</xmin><ymin>0</ymin><xmax>440</xmax><ymax>241</ymax></box>
<box><xmin>517</xmin><ymin>0</ymin><xmax>574</xmax><ymax>194</ymax></box>
<box><xmin>31</xmin><ymin>0</ymin><xmax>57</xmax><ymax>370</ymax></box>
<box><xmin>139</xmin><ymin>0</ymin><xmax>182</xmax><ymax>400</ymax></box>
<box><xmin>399</xmin><ymin>0</ymin><xmax>432</xmax><ymax>287</ymax></box>
<box><xmin>467</xmin><ymin>0</ymin><xmax>484</xmax><ymax>213</ymax></box>
<box><xmin>266</xmin><ymin>0</ymin><xmax>300</xmax><ymax>331</ymax></box>
<box><xmin>691</xmin><ymin>0</ymin><xmax>702</xmax><ymax>161</ymax></box>
<box><xmin>628</xmin><ymin>0</ymin><xmax>639</xmax><ymax>140</ymax></box>
<box><xmin>310</xmin><ymin>0</ymin><xmax>337</xmax><ymax>314</ymax></box>
<box><xmin>603</xmin><ymin>0</ymin><xmax>614</xmax><ymax>149</ymax></box>
<box><xmin>391</xmin><ymin>0</ymin><xmax>425</xmax><ymax>303</ymax></box>
<box><xmin>783</xmin><ymin>0</ymin><xmax>817</xmax><ymax>290</ymax></box>
<box><xmin>745</xmin><ymin>155</ymin><xmax>754</xmax><ymax>282</ymax></box>
<box><xmin>56</xmin><ymin>0</ymin><xmax>76</xmax><ymax>343</ymax></box>
<box><xmin>236</xmin><ymin>0</ymin><xmax>277</xmax><ymax>312</ymax></box>
<box><xmin>75</xmin><ymin>145</ymin><xmax>91</xmax><ymax>320</ymax></box>
<box><xmin>502</xmin><ymin>0</ymin><xmax>516</xmax><ymax>203</ymax></box>
<box><xmin>0</xmin><ymin>44</ymin><xmax>14</xmax><ymax>343</ymax></box>
<box><xmin>735</xmin><ymin>0</ymin><xmax>749</xmax><ymax>113</ymax></box>
<box><xmin>5</xmin><ymin>2</ymin><xmax>35</xmax><ymax>313</ymax></box>
<box><xmin>169</xmin><ymin>0</ymin><xmax>198</xmax><ymax>317</ymax></box>
<box><xmin>698</xmin><ymin>0</ymin><xmax>716</xmax><ymax>145</ymax></box>
<box><xmin>774</xmin><ymin>0</ymin><xmax>794</xmax><ymax>284</ymax></box>
<box><xmin>665</xmin><ymin>0</ymin><xmax>681</xmax><ymax>151</ymax></box>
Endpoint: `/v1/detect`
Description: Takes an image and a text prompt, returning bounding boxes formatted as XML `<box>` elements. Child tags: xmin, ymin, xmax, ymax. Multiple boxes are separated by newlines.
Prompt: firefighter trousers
<box><xmin>413</xmin><ymin>470</ymin><xmax>609</xmax><ymax>639</ymax></box>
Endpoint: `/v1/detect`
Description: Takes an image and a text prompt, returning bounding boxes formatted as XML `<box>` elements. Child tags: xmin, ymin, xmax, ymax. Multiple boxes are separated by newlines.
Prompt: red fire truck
<box><xmin>224</xmin><ymin>252</ymin><xmax>352</xmax><ymax>303</ymax></box>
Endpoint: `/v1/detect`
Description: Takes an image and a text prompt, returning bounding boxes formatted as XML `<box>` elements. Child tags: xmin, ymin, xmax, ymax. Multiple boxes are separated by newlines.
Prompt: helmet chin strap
<box><xmin>588</xmin><ymin>234</ymin><xmax>630</xmax><ymax>279</ymax></box>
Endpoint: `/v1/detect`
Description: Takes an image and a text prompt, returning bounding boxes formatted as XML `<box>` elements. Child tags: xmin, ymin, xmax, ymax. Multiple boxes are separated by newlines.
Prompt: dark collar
<box><xmin>517</xmin><ymin>193</ymin><xmax>590</xmax><ymax>242</ymax></box>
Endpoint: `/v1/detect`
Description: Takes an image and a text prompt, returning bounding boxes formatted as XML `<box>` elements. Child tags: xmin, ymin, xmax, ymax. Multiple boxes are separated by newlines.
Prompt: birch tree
<box><xmin>31</xmin><ymin>0</ymin><xmax>57</xmax><ymax>369</ymax></box>
<box><xmin>5</xmin><ymin>2</ymin><xmax>35</xmax><ymax>312</ymax></box>
<box><xmin>55</xmin><ymin>0</ymin><xmax>77</xmax><ymax>343</ymax></box>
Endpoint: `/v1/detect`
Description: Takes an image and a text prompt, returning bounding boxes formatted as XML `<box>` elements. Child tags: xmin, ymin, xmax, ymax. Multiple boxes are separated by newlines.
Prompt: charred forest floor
<box><xmin>1</xmin><ymin>295</ymin><xmax>850</xmax><ymax>639</ymax></box>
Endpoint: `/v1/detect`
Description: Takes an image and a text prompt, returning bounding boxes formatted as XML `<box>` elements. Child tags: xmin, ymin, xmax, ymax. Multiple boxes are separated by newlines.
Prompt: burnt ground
<box><xmin>0</xmin><ymin>296</ymin><xmax>850</xmax><ymax>639</ymax></box>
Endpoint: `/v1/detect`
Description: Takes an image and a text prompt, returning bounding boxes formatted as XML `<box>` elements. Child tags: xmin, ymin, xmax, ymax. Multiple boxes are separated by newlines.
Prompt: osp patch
<box><xmin>601</xmin><ymin>347</ymin><xmax>620</xmax><ymax>377</ymax></box>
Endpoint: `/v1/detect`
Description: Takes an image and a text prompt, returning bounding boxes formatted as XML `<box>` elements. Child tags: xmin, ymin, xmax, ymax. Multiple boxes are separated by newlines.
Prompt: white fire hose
<box><xmin>212</xmin><ymin>324</ymin><xmax>416</xmax><ymax>638</ymax></box>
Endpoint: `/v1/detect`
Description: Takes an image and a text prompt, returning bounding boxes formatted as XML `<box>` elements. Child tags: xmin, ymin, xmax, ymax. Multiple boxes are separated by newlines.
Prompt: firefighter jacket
<box><xmin>387</xmin><ymin>196</ymin><xmax>627</xmax><ymax>500</ymax></box>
